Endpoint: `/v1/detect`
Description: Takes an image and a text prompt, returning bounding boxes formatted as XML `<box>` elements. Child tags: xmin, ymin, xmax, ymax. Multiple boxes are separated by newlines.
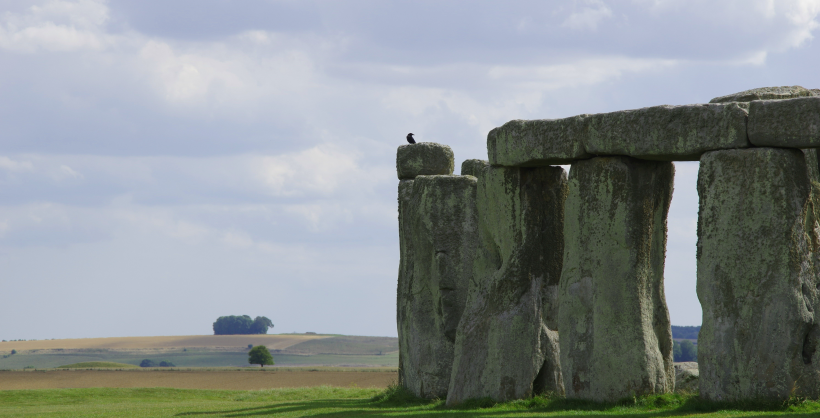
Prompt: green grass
<box><xmin>56</xmin><ymin>362</ymin><xmax>138</xmax><ymax>369</ymax></box>
<box><xmin>3</xmin><ymin>386</ymin><xmax>820</xmax><ymax>417</ymax></box>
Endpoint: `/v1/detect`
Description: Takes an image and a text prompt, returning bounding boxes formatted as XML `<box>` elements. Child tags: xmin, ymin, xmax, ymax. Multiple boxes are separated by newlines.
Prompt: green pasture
<box><xmin>3</xmin><ymin>386</ymin><xmax>820</xmax><ymax>417</ymax></box>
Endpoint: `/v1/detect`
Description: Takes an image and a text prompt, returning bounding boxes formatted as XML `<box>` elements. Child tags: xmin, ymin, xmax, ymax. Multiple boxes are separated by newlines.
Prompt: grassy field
<box><xmin>0</xmin><ymin>334</ymin><xmax>398</xmax><ymax>369</ymax></box>
<box><xmin>2</xmin><ymin>386</ymin><xmax>820</xmax><ymax>417</ymax></box>
<box><xmin>0</xmin><ymin>369</ymin><xmax>397</xmax><ymax>390</ymax></box>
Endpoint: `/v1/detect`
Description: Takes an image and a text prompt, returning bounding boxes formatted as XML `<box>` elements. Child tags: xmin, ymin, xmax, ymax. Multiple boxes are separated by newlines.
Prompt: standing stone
<box><xmin>460</xmin><ymin>159</ymin><xmax>490</xmax><ymax>177</ymax></box>
<box><xmin>697</xmin><ymin>148</ymin><xmax>820</xmax><ymax>401</ymax></box>
<box><xmin>397</xmin><ymin>174</ymin><xmax>478</xmax><ymax>399</ymax></box>
<box><xmin>447</xmin><ymin>165</ymin><xmax>566</xmax><ymax>405</ymax></box>
<box><xmin>559</xmin><ymin>156</ymin><xmax>674</xmax><ymax>402</ymax></box>
<box><xmin>397</xmin><ymin>143</ymin><xmax>455</xmax><ymax>179</ymax></box>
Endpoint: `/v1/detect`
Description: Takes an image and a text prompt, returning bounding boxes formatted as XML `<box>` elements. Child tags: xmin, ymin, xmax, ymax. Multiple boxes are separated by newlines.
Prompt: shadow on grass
<box><xmin>175</xmin><ymin>388</ymin><xmax>820</xmax><ymax>418</ymax></box>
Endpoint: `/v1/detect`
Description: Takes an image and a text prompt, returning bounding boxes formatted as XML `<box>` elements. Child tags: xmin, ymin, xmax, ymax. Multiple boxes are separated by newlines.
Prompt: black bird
<box><xmin>406</xmin><ymin>133</ymin><xmax>416</xmax><ymax>144</ymax></box>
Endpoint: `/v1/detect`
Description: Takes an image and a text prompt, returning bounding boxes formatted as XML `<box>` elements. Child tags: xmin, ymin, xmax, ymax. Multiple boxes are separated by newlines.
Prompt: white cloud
<box><xmin>0</xmin><ymin>156</ymin><xmax>34</xmax><ymax>172</ymax></box>
<box><xmin>561</xmin><ymin>0</ymin><xmax>614</xmax><ymax>30</ymax></box>
<box><xmin>255</xmin><ymin>144</ymin><xmax>389</xmax><ymax>198</ymax></box>
<box><xmin>0</xmin><ymin>0</ymin><xmax>111</xmax><ymax>52</ymax></box>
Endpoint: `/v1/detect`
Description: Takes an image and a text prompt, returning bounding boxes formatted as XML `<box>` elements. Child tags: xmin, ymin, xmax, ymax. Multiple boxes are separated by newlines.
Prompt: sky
<box><xmin>0</xmin><ymin>0</ymin><xmax>818</xmax><ymax>340</ymax></box>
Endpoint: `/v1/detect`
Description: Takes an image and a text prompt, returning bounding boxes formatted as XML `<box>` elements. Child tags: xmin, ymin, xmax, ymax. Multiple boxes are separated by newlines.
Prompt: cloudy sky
<box><xmin>0</xmin><ymin>0</ymin><xmax>818</xmax><ymax>340</ymax></box>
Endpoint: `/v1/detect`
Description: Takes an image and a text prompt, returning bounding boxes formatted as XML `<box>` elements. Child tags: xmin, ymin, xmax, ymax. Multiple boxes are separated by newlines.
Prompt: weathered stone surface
<box><xmin>397</xmin><ymin>143</ymin><xmax>455</xmax><ymax>180</ymax></box>
<box><xmin>674</xmin><ymin>363</ymin><xmax>699</xmax><ymax>393</ymax></box>
<box><xmin>747</xmin><ymin>97</ymin><xmax>820</xmax><ymax>148</ymax></box>
<box><xmin>584</xmin><ymin>103</ymin><xmax>749</xmax><ymax>161</ymax></box>
<box><xmin>487</xmin><ymin>117</ymin><xmax>590</xmax><ymax>166</ymax></box>
<box><xmin>447</xmin><ymin>165</ymin><xmax>567</xmax><ymax>405</ymax></box>
<box><xmin>460</xmin><ymin>159</ymin><xmax>490</xmax><ymax>177</ymax></box>
<box><xmin>710</xmin><ymin>86</ymin><xmax>815</xmax><ymax>103</ymax></box>
<box><xmin>397</xmin><ymin>175</ymin><xmax>478</xmax><ymax>399</ymax></box>
<box><xmin>813</xmin><ymin>89</ymin><xmax>820</xmax><ymax>96</ymax></box>
<box><xmin>697</xmin><ymin>148</ymin><xmax>820</xmax><ymax>401</ymax></box>
<box><xmin>559</xmin><ymin>156</ymin><xmax>674</xmax><ymax>401</ymax></box>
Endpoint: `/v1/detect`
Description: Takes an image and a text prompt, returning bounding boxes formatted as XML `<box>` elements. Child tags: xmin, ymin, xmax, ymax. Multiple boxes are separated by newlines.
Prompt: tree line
<box><xmin>213</xmin><ymin>315</ymin><xmax>274</xmax><ymax>335</ymax></box>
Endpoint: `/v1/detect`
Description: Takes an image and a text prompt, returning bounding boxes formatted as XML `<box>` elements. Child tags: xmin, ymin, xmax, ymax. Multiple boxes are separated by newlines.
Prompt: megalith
<box><xmin>559</xmin><ymin>156</ymin><xmax>674</xmax><ymax>402</ymax></box>
<box><xmin>460</xmin><ymin>159</ymin><xmax>489</xmax><ymax>177</ymax></box>
<box><xmin>396</xmin><ymin>145</ymin><xmax>476</xmax><ymax>399</ymax></box>
<box><xmin>697</xmin><ymin>148</ymin><xmax>820</xmax><ymax>401</ymax></box>
<box><xmin>397</xmin><ymin>143</ymin><xmax>455</xmax><ymax>179</ymax></box>
<box><xmin>447</xmin><ymin>164</ymin><xmax>566</xmax><ymax>405</ymax></box>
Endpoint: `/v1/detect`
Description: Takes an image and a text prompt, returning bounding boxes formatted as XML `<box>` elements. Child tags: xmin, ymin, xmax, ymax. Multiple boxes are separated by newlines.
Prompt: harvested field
<box><xmin>0</xmin><ymin>334</ymin><xmax>328</xmax><ymax>352</ymax></box>
<box><xmin>0</xmin><ymin>369</ymin><xmax>397</xmax><ymax>390</ymax></box>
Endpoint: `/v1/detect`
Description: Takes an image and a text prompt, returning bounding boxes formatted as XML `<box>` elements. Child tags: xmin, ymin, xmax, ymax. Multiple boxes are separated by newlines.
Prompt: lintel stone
<box><xmin>584</xmin><ymin>103</ymin><xmax>749</xmax><ymax>161</ymax></box>
<box><xmin>710</xmin><ymin>86</ymin><xmax>815</xmax><ymax>103</ymax></box>
<box><xmin>488</xmin><ymin>103</ymin><xmax>749</xmax><ymax>166</ymax></box>
<box><xmin>748</xmin><ymin>97</ymin><xmax>820</xmax><ymax>148</ymax></box>
<box><xmin>487</xmin><ymin>117</ymin><xmax>590</xmax><ymax>166</ymax></box>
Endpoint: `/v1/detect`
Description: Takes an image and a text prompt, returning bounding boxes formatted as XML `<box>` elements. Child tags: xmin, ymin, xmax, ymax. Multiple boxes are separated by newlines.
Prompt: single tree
<box><xmin>140</xmin><ymin>359</ymin><xmax>156</xmax><ymax>367</ymax></box>
<box><xmin>248</xmin><ymin>345</ymin><xmax>274</xmax><ymax>368</ymax></box>
<box><xmin>159</xmin><ymin>360</ymin><xmax>175</xmax><ymax>367</ymax></box>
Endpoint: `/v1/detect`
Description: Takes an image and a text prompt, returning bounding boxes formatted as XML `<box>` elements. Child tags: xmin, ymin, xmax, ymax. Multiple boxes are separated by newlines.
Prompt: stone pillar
<box><xmin>559</xmin><ymin>156</ymin><xmax>674</xmax><ymax>402</ymax></box>
<box><xmin>446</xmin><ymin>164</ymin><xmax>566</xmax><ymax>405</ymax></box>
<box><xmin>397</xmin><ymin>143</ymin><xmax>477</xmax><ymax>399</ymax></box>
<box><xmin>697</xmin><ymin>148</ymin><xmax>820</xmax><ymax>401</ymax></box>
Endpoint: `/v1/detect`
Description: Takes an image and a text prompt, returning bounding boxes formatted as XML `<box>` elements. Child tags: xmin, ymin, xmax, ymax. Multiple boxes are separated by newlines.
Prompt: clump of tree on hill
<box><xmin>673</xmin><ymin>340</ymin><xmax>697</xmax><ymax>362</ymax></box>
<box><xmin>213</xmin><ymin>315</ymin><xmax>274</xmax><ymax>335</ymax></box>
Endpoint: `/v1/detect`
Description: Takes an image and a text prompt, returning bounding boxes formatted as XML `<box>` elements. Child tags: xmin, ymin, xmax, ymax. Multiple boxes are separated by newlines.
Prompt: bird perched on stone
<box><xmin>406</xmin><ymin>133</ymin><xmax>416</xmax><ymax>144</ymax></box>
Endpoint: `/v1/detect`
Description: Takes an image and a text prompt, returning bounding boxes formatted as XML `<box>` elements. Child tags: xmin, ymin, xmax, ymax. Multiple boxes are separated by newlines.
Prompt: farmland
<box><xmin>0</xmin><ymin>334</ymin><xmax>398</xmax><ymax>369</ymax></box>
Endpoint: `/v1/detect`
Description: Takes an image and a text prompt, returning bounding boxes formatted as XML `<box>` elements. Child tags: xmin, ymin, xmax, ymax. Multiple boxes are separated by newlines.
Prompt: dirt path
<box><xmin>0</xmin><ymin>370</ymin><xmax>397</xmax><ymax>390</ymax></box>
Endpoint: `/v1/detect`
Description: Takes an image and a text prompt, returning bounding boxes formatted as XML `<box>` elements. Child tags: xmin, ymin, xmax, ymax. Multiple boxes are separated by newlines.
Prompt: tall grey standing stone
<box><xmin>397</xmin><ymin>143</ymin><xmax>455</xmax><ymax>179</ymax></box>
<box><xmin>559</xmin><ymin>156</ymin><xmax>674</xmax><ymax>402</ymax></box>
<box><xmin>447</xmin><ymin>165</ymin><xmax>566</xmax><ymax>405</ymax></box>
<box><xmin>397</xmin><ymin>174</ymin><xmax>478</xmax><ymax>399</ymax></box>
<box><xmin>697</xmin><ymin>148</ymin><xmax>820</xmax><ymax>401</ymax></box>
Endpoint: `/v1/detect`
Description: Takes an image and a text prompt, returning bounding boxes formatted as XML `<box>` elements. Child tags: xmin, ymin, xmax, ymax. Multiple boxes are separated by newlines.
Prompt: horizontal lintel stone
<box><xmin>585</xmin><ymin>103</ymin><xmax>749</xmax><ymax>161</ymax></box>
<box><xmin>748</xmin><ymin>97</ymin><xmax>820</xmax><ymax>149</ymax></box>
<box><xmin>710</xmin><ymin>86</ymin><xmax>815</xmax><ymax>103</ymax></box>
<box><xmin>488</xmin><ymin>103</ymin><xmax>750</xmax><ymax>166</ymax></box>
<box><xmin>487</xmin><ymin>117</ymin><xmax>590</xmax><ymax>166</ymax></box>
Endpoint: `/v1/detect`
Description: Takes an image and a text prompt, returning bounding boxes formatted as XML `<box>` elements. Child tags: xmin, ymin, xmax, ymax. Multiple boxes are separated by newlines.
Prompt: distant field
<box><xmin>0</xmin><ymin>369</ymin><xmax>397</xmax><ymax>390</ymax></box>
<box><xmin>0</xmin><ymin>334</ymin><xmax>327</xmax><ymax>351</ymax></box>
<box><xmin>0</xmin><ymin>334</ymin><xmax>399</xmax><ymax>369</ymax></box>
